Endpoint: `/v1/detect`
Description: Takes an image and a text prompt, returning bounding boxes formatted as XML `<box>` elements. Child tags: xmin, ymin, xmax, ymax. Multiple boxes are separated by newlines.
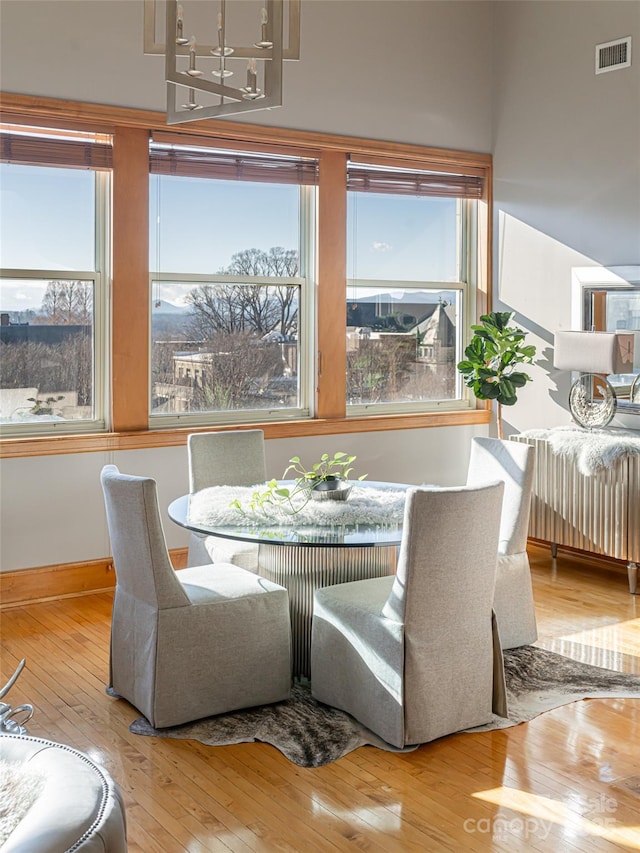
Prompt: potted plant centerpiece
<box><xmin>284</xmin><ymin>452</ymin><xmax>363</xmax><ymax>501</ymax></box>
<box><xmin>231</xmin><ymin>452</ymin><xmax>367</xmax><ymax>516</ymax></box>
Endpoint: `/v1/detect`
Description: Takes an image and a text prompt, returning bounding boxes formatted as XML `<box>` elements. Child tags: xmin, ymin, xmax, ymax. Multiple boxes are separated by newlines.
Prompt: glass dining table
<box><xmin>168</xmin><ymin>481</ymin><xmax>409</xmax><ymax>679</ymax></box>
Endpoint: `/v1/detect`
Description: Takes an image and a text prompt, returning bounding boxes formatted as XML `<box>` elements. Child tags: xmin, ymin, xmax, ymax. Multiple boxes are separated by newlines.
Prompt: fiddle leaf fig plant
<box><xmin>457</xmin><ymin>311</ymin><xmax>536</xmax><ymax>435</ymax></box>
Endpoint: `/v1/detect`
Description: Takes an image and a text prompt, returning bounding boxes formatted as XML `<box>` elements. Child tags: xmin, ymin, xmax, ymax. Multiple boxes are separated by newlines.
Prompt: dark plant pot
<box><xmin>308</xmin><ymin>477</ymin><xmax>352</xmax><ymax>502</ymax></box>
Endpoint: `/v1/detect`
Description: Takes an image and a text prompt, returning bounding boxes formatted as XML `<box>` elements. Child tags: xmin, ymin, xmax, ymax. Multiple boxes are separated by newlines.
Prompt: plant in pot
<box><xmin>283</xmin><ymin>452</ymin><xmax>364</xmax><ymax>501</ymax></box>
<box><xmin>27</xmin><ymin>395</ymin><xmax>64</xmax><ymax>416</ymax></box>
<box><xmin>231</xmin><ymin>452</ymin><xmax>367</xmax><ymax>515</ymax></box>
<box><xmin>457</xmin><ymin>311</ymin><xmax>536</xmax><ymax>438</ymax></box>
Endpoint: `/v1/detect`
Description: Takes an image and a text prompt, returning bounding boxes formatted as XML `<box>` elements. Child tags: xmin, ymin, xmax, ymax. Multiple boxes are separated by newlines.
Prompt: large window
<box><xmin>346</xmin><ymin>161</ymin><xmax>481</xmax><ymax>413</ymax></box>
<box><xmin>149</xmin><ymin>137</ymin><xmax>316</xmax><ymax>425</ymax></box>
<box><xmin>0</xmin><ymin>97</ymin><xmax>492</xmax><ymax>450</ymax></box>
<box><xmin>0</xmin><ymin>127</ymin><xmax>110</xmax><ymax>433</ymax></box>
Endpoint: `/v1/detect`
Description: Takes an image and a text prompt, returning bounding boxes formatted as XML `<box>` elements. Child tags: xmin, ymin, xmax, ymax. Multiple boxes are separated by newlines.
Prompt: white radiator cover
<box><xmin>511</xmin><ymin>435</ymin><xmax>640</xmax><ymax>563</ymax></box>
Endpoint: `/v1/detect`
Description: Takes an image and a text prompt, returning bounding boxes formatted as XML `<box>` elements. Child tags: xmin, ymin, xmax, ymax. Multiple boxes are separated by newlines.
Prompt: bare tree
<box><xmin>151</xmin><ymin>247</ymin><xmax>301</xmax><ymax>414</ymax></box>
<box><xmin>189</xmin><ymin>332</ymin><xmax>286</xmax><ymax>410</ymax></box>
<box><xmin>38</xmin><ymin>281</ymin><xmax>93</xmax><ymax>325</ymax></box>
<box><xmin>222</xmin><ymin>248</ymin><xmax>269</xmax><ymax>276</ymax></box>
<box><xmin>273</xmin><ymin>287</ymin><xmax>298</xmax><ymax>336</ymax></box>
<box><xmin>186</xmin><ymin>284</ymin><xmax>248</xmax><ymax>338</ymax></box>
<box><xmin>1</xmin><ymin>281</ymin><xmax>94</xmax><ymax>420</ymax></box>
<box><xmin>0</xmin><ymin>332</ymin><xmax>92</xmax><ymax>408</ymax></box>
<box><xmin>0</xmin><ymin>341</ymin><xmax>49</xmax><ymax>389</ymax></box>
<box><xmin>264</xmin><ymin>247</ymin><xmax>298</xmax><ymax>277</ymax></box>
<box><xmin>186</xmin><ymin>247</ymin><xmax>300</xmax><ymax>337</ymax></box>
<box><xmin>347</xmin><ymin>338</ymin><xmax>416</xmax><ymax>404</ymax></box>
<box><xmin>220</xmin><ymin>247</ymin><xmax>298</xmax><ymax>278</ymax></box>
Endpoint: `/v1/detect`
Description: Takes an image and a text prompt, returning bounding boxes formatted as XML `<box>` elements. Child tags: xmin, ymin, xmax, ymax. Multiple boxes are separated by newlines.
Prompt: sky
<box><xmin>1</xmin><ymin>164</ymin><xmax>459</xmax><ymax>311</ymax></box>
<box><xmin>0</xmin><ymin>164</ymin><xmax>95</xmax><ymax>311</ymax></box>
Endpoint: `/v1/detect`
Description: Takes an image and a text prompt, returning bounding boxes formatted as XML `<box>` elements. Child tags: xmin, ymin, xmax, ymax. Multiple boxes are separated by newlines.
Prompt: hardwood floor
<box><xmin>1</xmin><ymin>544</ymin><xmax>639</xmax><ymax>852</ymax></box>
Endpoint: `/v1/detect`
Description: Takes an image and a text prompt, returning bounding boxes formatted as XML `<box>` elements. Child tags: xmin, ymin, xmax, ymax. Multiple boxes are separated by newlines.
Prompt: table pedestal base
<box><xmin>258</xmin><ymin>544</ymin><xmax>397</xmax><ymax>679</ymax></box>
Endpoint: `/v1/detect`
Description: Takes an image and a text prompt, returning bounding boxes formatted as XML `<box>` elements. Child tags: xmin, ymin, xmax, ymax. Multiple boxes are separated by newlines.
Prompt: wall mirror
<box><xmin>574</xmin><ymin>266</ymin><xmax>640</xmax><ymax>418</ymax></box>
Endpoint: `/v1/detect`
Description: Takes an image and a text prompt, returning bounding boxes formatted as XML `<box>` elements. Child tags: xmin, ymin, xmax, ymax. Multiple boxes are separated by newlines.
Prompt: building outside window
<box><xmin>0</xmin><ymin>126</ymin><xmax>110</xmax><ymax>434</ymax></box>
<box><xmin>148</xmin><ymin>138</ymin><xmax>316</xmax><ymax>426</ymax></box>
<box><xmin>346</xmin><ymin>160</ymin><xmax>480</xmax><ymax>414</ymax></box>
<box><xmin>0</xmin><ymin>112</ymin><xmax>489</xmax><ymax>441</ymax></box>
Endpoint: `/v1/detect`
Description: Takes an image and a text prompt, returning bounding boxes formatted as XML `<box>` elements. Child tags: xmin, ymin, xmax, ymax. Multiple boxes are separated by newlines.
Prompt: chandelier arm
<box><xmin>164</xmin><ymin>0</ymin><xmax>286</xmax><ymax>124</ymax></box>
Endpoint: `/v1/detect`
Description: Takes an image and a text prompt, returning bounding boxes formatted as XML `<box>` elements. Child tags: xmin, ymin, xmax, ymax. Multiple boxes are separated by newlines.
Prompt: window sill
<box><xmin>0</xmin><ymin>407</ymin><xmax>490</xmax><ymax>458</ymax></box>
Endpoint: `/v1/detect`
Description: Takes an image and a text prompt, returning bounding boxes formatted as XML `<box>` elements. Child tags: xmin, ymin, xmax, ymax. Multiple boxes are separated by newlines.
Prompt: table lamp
<box><xmin>553</xmin><ymin>330</ymin><xmax>635</xmax><ymax>427</ymax></box>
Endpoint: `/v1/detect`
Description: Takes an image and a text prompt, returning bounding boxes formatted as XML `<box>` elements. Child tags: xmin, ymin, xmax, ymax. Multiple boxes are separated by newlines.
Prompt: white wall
<box><xmin>0</xmin><ymin>427</ymin><xmax>484</xmax><ymax>570</ymax></box>
<box><xmin>492</xmin><ymin>0</ymin><xmax>640</xmax><ymax>435</ymax></box>
<box><xmin>5</xmin><ymin>1</ymin><xmax>639</xmax><ymax>571</ymax></box>
<box><xmin>0</xmin><ymin>0</ymin><xmax>494</xmax><ymax>152</ymax></box>
<box><xmin>0</xmin><ymin>0</ymin><xmax>494</xmax><ymax>572</ymax></box>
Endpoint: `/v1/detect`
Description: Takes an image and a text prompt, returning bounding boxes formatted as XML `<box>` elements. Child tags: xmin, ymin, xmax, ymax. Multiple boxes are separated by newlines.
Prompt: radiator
<box><xmin>511</xmin><ymin>435</ymin><xmax>640</xmax><ymax>574</ymax></box>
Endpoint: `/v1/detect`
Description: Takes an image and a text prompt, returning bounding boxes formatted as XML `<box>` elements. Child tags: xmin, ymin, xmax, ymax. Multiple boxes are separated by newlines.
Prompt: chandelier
<box><xmin>144</xmin><ymin>0</ymin><xmax>300</xmax><ymax>125</ymax></box>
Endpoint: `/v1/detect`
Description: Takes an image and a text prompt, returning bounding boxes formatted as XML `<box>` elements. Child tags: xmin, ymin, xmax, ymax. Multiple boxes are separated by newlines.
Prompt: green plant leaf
<box><xmin>509</xmin><ymin>372</ymin><xmax>529</xmax><ymax>387</ymax></box>
<box><xmin>499</xmin><ymin>393</ymin><xmax>518</xmax><ymax>406</ymax></box>
<box><xmin>471</xmin><ymin>328</ymin><xmax>492</xmax><ymax>340</ymax></box>
<box><xmin>500</xmin><ymin>378</ymin><xmax>516</xmax><ymax>399</ymax></box>
<box><xmin>457</xmin><ymin>311</ymin><xmax>536</xmax><ymax>404</ymax></box>
<box><xmin>477</xmin><ymin>368</ymin><xmax>496</xmax><ymax>380</ymax></box>
<box><xmin>480</xmin><ymin>381</ymin><xmax>500</xmax><ymax>399</ymax></box>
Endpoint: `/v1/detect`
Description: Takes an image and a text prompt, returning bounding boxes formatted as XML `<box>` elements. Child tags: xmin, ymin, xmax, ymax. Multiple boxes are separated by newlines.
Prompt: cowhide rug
<box><xmin>128</xmin><ymin>646</ymin><xmax>640</xmax><ymax>767</ymax></box>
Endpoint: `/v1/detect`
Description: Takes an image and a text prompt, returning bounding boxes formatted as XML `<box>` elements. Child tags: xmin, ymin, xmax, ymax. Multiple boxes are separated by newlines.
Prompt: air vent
<box><xmin>595</xmin><ymin>36</ymin><xmax>632</xmax><ymax>74</ymax></box>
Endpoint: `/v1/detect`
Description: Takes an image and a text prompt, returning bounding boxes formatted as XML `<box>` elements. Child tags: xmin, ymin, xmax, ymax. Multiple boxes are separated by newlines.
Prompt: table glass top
<box><xmin>168</xmin><ymin>480</ymin><xmax>409</xmax><ymax>547</ymax></box>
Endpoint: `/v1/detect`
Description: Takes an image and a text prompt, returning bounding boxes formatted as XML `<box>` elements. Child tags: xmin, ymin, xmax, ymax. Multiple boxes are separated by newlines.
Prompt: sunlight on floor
<box><xmin>541</xmin><ymin>618</ymin><xmax>640</xmax><ymax>673</ymax></box>
<box><xmin>310</xmin><ymin>793</ymin><xmax>402</xmax><ymax>832</ymax></box>
<box><xmin>473</xmin><ymin>786</ymin><xmax>640</xmax><ymax>849</ymax></box>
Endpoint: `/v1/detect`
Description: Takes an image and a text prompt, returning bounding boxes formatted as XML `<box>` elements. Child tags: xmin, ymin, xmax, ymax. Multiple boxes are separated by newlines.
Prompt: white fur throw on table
<box><xmin>189</xmin><ymin>484</ymin><xmax>407</xmax><ymax>528</ymax></box>
<box><xmin>519</xmin><ymin>426</ymin><xmax>640</xmax><ymax>476</ymax></box>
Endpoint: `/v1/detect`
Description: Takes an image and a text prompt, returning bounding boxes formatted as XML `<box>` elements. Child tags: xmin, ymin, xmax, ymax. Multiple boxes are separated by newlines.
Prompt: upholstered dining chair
<box><xmin>311</xmin><ymin>482</ymin><xmax>506</xmax><ymax>749</ymax></box>
<box><xmin>187</xmin><ymin>429</ymin><xmax>267</xmax><ymax>570</ymax></box>
<box><xmin>466</xmin><ymin>436</ymin><xmax>537</xmax><ymax>649</ymax></box>
<box><xmin>100</xmin><ymin>464</ymin><xmax>291</xmax><ymax>729</ymax></box>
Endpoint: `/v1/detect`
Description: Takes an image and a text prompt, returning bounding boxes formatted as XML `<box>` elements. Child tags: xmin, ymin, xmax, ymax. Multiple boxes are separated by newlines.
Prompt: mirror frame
<box><xmin>571</xmin><ymin>265</ymin><xmax>640</xmax><ymax>418</ymax></box>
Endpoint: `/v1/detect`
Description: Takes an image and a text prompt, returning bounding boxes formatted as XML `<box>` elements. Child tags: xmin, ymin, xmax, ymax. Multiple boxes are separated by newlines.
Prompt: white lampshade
<box><xmin>554</xmin><ymin>331</ymin><xmax>635</xmax><ymax>374</ymax></box>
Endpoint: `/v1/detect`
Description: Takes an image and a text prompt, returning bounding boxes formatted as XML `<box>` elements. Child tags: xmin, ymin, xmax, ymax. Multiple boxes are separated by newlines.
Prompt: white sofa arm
<box><xmin>0</xmin><ymin>734</ymin><xmax>127</xmax><ymax>852</ymax></box>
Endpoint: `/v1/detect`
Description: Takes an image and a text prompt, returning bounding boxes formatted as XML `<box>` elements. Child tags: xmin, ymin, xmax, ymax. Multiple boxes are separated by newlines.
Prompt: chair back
<box><xmin>188</xmin><ymin>429</ymin><xmax>267</xmax><ymax>493</ymax></box>
<box><xmin>383</xmin><ymin>482</ymin><xmax>505</xmax><ymax>626</ymax></box>
<box><xmin>382</xmin><ymin>482</ymin><xmax>504</xmax><ymax>742</ymax></box>
<box><xmin>466</xmin><ymin>436</ymin><xmax>534</xmax><ymax>555</ymax></box>
<box><xmin>100</xmin><ymin>465</ymin><xmax>189</xmax><ymax>609</ymax></box>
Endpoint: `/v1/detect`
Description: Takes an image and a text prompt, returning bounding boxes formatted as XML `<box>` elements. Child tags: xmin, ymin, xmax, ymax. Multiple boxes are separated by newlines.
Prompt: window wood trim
<box><xmin>0</xmin><ymin>94</ymin><xmax>492</xmax><ymax>169</ymax></box>
<box><xmin>112</xmin><ymin>127</ymin><xmax>149</xmax><ymax>431</ymax></box>
<box><xmin>0</xmin><ymin>93</ymin><xmax>493</xmax><ymax>455</ymax></box>
<box><xmin>317</xmin><ymin>150</ymin><xmax>347</xmax><ymax>419</ymax></box>
<box><xmin>0</xmin><ymin>408</ymin><xmax>490</xmax><ymax>458</ymax></box>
